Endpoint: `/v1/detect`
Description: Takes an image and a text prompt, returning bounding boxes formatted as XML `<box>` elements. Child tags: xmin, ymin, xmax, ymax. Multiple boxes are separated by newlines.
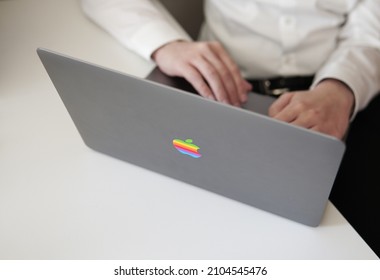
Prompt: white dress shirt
<box><xmin>81</xmin><ymin>0</ymin><xmax>380</xmax><ymax>116</ymax></box>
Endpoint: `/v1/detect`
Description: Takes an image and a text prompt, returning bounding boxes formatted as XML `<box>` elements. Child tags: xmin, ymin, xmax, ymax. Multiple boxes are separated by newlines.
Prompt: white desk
<box><xmin>0</xmin><ymin>0</ymin><xmax>377</xmax><ymax>259</ymax></box>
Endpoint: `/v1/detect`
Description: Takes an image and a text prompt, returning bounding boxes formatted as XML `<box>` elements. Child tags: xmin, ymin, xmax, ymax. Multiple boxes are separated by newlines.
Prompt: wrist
<box><xmin>151</xmin><ymin>40</ymin><xmax>188</xmax><ymax>62</ymax></box>
<box><xmin>316</xmin><ymin>78</ymin><xmax>355</xmax><ymax>117</ymax></box>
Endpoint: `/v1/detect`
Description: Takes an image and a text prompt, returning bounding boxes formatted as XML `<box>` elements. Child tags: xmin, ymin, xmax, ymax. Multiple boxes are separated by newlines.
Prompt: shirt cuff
<box><xmin>127</xmin><ymin>20</ymin><xmax>192</xmax><ymax>61</ymax></box>
<box><xmin>312</xmin><ymin>64</ymin><xmax>361</xmax><ymax>121</ymax></box>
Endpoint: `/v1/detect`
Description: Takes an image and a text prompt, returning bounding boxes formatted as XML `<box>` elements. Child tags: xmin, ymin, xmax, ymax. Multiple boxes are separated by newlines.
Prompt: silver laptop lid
<box><xmin>37</xmin><ymin>48</ymin><xmax>345</xmax><ymax>226</ymax></box>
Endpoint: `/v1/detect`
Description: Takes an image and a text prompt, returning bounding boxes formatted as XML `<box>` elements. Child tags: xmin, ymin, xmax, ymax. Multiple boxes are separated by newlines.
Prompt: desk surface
<box><xmin>0</xmin><ymin>0</ymin><xmax>377</xmax><ymax>259</ymax></box>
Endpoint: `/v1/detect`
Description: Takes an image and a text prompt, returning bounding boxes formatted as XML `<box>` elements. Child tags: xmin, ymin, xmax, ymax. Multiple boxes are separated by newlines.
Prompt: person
<box><xmin>81</xmin><ymin>0</ymin><xmax>380</xmax><ymax>140</ymax></box>
<box><xmin>81</xmin><ymin>0</ymin><xmax>380</xmax><ymax>256</ymax></box>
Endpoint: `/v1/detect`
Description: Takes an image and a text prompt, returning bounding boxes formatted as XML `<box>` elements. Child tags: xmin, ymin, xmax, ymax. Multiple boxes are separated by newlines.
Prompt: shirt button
<box><xmin>282</xmin><ymin>54</ymin><xmax>295</xmax><ymax>65</ymax></box>
<box><xmin>280</xmin><ymin>16</ymin><xmax>296</xmax><ymax>28</ymax></box>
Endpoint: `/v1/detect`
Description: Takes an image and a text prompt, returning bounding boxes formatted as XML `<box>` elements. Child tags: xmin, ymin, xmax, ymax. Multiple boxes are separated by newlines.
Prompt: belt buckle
<box><xmin>262</xmin><ymin>80</ymin><xmax>289</xmax><ymax>97</ymax></box>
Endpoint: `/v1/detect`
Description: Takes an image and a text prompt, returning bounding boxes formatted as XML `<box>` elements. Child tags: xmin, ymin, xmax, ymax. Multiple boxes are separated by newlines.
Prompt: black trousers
<box><xmin>330</xmin><ymin>93</ymin><xmax>380</xmax><ymax>257</ymax></box>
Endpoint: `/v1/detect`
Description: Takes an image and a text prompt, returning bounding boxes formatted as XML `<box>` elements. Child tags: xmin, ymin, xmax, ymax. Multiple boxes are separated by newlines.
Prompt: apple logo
<box><xmin>172</xmin><ymin>138</ymin><xmax>202</xmax><ymax>158</ymax></box>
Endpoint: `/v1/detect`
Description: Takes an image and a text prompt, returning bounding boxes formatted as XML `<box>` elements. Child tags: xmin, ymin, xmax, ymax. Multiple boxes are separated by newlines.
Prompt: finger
<box><xmin>210</xmin><ymin>42</ymin><xmax>249</xmax><ymax>104</ymax></box>
<box><xmin>290</xmin><ymin>114</ymin><xmax>315</xmax><ymax>129</ymax></box>
<box><xmin>202</xmin><ymin>51</ymin><xmax>241</xmax><ymax>106</ymax></box>
<box><xmin>268</xmin><ymin>93</ymin><xmax>293</xmax><ymax>117</ymax></box>
<box><xmin>272</xmin><ymin>106</ymin><xmax>299</xmax><ymax>123</ymax></box>
<box><xmin>239</xmin><ymin>80</ymin><xmax>252</xmax><ymax>103</ymax></box>
<box><xmin>196</xmin><ymin>44</ymin><xmax>240</xmax><ymax>106</ymax></box>
<box><xmin>191</xmin><ymin>56</ymin><xmax>231</xmax><ymax>105</ymax></box>
<box><xmin>244</xmin><ymin>80</ymin><xmax>253</xmax><ymax>92</ymax></box>
<box><xmin>182</xmin><ymin>64</ymin><xmax>215</xmax><ymax>101</ymax></box>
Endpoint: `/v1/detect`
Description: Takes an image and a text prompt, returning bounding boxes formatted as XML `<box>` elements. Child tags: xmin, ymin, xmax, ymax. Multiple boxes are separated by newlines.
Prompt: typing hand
<box><xmin>268</xmin><ymin>79</ymin><xmax>355</xmax><ymax>139</ymax></box>
<box><xmin>152</xmin><ymin>40</ymin><xmax>252</xmax><ymax>107</ymax></box>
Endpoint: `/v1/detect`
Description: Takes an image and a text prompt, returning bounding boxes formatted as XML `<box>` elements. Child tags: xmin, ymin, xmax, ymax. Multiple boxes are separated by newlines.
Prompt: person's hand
<box><xmin>152</xmin><ymin>40</ymin><xmax>252</xmax><ymax>107</ymax></box>
<box><xmin>268</xmin><ymin>79</ymin><xmax>355</xmax><ymax>139</ymax></box>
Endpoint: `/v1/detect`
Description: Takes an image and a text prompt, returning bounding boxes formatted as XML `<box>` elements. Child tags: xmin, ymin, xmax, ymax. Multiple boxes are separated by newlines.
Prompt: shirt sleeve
<box><xmin>81</xmin><ymin>0</ymin><xmax>192</xmax><ymax>61</ymax></box>
<box><xmin>312</xmin><ymin>0</ymin><xmax>380</xmax><ymax>117</ymax></box>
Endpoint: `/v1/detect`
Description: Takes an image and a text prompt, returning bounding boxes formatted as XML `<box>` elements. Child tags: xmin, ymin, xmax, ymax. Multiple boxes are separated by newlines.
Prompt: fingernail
<box><xmin>240</xmin><ymin>94</ymin><xmax>248</xmax><ymax>103</ymax></box>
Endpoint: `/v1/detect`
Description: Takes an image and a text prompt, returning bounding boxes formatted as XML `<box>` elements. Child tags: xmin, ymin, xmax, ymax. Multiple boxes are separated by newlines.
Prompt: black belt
<box><xmin>248</xmin><ymin>76</ymin><xmax>314</xmax><ymax>97</ymax></box>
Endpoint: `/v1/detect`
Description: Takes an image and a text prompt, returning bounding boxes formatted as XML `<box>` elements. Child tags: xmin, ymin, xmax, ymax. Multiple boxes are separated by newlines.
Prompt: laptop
<box><xmin>37</xmin><ymin>48</ymin><xmax>345</xmax><ymax>227</ymax></box>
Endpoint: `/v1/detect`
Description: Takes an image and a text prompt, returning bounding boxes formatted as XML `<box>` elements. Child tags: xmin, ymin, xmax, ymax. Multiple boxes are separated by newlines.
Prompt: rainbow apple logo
<box><xmin>172</xmin><ymin>138</ymin><xmax>202</xmax><ymax>158</ymax></box>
